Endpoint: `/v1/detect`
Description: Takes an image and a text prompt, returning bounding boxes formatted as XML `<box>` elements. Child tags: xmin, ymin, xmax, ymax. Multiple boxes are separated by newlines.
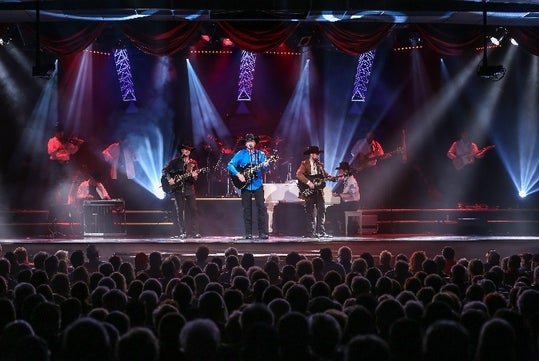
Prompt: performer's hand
<box><xmin>262</xmin><ymin>160</ymin><xmax>269</xmax><ymax>167</ymax></box>
<box><xmin>192</xmin><ymin>171</ymin><xmax>198</xmax><ymax>180</ymax></box>
<box><xmin>308</xmin><ymin>182</ymin><xmax>315</xmax><ymax>190</ymax></box>
<box><xmin>237</xmin><ymin>173</ymin><xmax>246</xmax><ymax>183</ymax></box>
<box><xmin>168</xmin><ymin>179</ymin><xmax>175</xmax><ymax>185</ymax></box>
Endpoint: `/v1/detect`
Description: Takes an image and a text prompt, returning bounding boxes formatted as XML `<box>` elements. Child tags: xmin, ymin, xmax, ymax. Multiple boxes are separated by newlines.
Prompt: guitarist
<box><xmin>447</xmin><ymin>129</ymin><xmax>488</xmax><ymax>170</ymax></box>
<box><xmin>350</xmin><ymin>131</ymin><xmax>388</xmax><ymax>171</ymax></box>
<box><xmin>227</xmin><ymin>133</ymin><xmax>270</xmax><ymax>240</ymax></box>
<box><xmin>296</xmin><ymin>145</ymin><xmax>333</xmax><ymax>238</ymax></box>
<box><xmin>162</xmin><ymin>144</ymin><xmax>201</xmax><ymax>239</ymax></box>
<box><xmin>445</xmin><ymin>129</ymin><xmax>492</xmax><ymax>207</ymax></box>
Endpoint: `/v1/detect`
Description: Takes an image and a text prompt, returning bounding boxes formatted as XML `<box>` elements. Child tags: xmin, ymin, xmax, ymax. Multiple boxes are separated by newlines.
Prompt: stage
<box><xmin>1</xmin><ymin>234</ymin><xmax>539</xmax><ymax>268</ymax></box>
<box><xmin>2</xmin><ymin>201</ymin><xmax>539</xmax><ymax>265</ymax></box>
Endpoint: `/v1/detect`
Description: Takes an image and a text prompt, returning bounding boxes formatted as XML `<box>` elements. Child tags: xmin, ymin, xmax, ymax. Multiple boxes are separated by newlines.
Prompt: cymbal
<box><xmin>258</xmin><ymin>135</ymin><xmax>272</xmax><ymax>143</ymax></box>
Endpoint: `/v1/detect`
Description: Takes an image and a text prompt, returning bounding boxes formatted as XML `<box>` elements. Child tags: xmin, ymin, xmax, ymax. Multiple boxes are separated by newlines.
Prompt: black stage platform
<box><xmin>1</xmin><ymin>235</ymin><xmax>539</xmax><ymax>268</ymax></box>
<box><xmin>2</xmin><ymin>200</ymin><xmax>539</xmax><ymax>265</ymax></box>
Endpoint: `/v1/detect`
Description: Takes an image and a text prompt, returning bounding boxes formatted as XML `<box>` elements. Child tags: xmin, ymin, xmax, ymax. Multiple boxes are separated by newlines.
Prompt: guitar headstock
<box><xmin>268</xmin><ymin>154</ymin><xmax>279</xmax><ymax>161</ymax></box>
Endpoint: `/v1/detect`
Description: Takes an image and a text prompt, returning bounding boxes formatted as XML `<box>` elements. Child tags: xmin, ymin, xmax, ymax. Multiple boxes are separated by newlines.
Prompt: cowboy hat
<box><xmin>241</xmin><ymin>133</ymin><xmax>260</xmax><ymax>144</ymax></box>
<box><xmin>335</xmin><ymin>161</ymin><xmax>351</xmax><ymax>171</ymax></box>
<box><xmin>303</xmin><ymin>145</ymin><xmax>324</xmax><ymax>155</ymax></box>
<box><xmin>177</xmin><ymin>143</ymin><xmax>196</xmax><ymax>152</ymax></box>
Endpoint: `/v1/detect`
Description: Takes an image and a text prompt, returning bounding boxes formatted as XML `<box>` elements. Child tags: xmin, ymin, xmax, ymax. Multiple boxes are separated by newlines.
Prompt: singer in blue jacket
<box><xmin>227</xmin><ymin>133</ymin><xmax>270</xmax><ymax>240</ymax></box>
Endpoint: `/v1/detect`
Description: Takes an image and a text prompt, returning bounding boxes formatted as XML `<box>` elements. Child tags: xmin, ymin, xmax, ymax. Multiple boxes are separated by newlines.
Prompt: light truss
<box><xmin>351</xmin><ymin>49</ymin><xmax>375</xmax><ymax>102</ymax></box>
<box><xmin>113</xmin><ymin>48</ymin><xmax>137</xmax><ymax>102</ymax></box>
<box><xmin>237</xmin><ymin>50</ymin><xmax>256</xmax><ymax>101</ymax></box>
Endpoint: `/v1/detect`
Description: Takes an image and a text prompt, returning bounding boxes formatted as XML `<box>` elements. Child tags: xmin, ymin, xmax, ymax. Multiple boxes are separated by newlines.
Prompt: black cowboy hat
<box><xmin>335</xmin><ymin>161</ymin><xmax>351</xmax><ymax>171</ymax></box>
<box><xmin>177</xmin><ymin>143</ymin><xmax>196</xmax><ymax>152</ymax></box>
<box><xmin>303</xmin><ymin>145</ymin><xmax>324</xmax><ymax>155</ymax></box>
<box><xmin>241</xmin><ymin>133</ymin><xmax>260</xmax><ymax>144</ymax></box>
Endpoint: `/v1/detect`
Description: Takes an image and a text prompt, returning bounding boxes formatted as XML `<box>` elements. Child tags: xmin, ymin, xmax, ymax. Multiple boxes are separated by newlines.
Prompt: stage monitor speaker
<box><xmin>456</xmin><ymin>217</ymin><xmax>488</xmax><ymax>235</ymax></box>
<box><xmin>83</xmin><ymin>199</ymin><xmax>126</xmax><ymax>236</ymax></box>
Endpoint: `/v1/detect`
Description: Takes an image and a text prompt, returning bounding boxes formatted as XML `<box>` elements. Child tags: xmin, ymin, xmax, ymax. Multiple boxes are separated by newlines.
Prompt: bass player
<box><xmin>447</xmin><ymin>129</ymin><xmax>493</xmax><ymax>170</ymax></box>
<box><xmin>227</xmin><ymin>133</ymin><xmax>270</xmax><ymax>240</ymax></box>
<box><xmin>162</xmin><ymin>143</ymin><xmax>201</xmax><ymax>239</ymax></box>
<box><xmin>296</xmin><ymin>145</ymin><xmax>334</xmax><ymax>238</ymax></box>
<box><xmin>350</xmin><ymin>131</ymin><xmax>390</xmax><ymax>172</ymax></box>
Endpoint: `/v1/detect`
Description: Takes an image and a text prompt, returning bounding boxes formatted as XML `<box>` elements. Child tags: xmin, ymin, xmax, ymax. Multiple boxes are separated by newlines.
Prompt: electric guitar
<box><xmin>452</xmin><ymin>145</ymin><xmax>495</xmax><ymax>170</ymax></box>
<box><xmin>230</xmin><ymin>155</ymin><xmax>279</xmax><ymax>189</ymax></box>
<box><xmin>161</xmin><ymin>167</ymin><xmax>209</xmax><ymax>194</ymax></box>
<box><xmin>352</xmin><ymin>147</ymin><xmax>403</xmax><ymax>172</ymax></box>
<box><xmin>297</xmin><ymin>174</ymin><xmax>338</xmax><ymax>198</ymax></box>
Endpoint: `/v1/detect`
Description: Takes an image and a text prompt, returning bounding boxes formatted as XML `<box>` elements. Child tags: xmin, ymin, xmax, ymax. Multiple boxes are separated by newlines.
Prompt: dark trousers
<box><xmin>241</xmin><ymin>186</ymin><xmax>268</xmax><ymax>236</ymax></box>
<box><xmin>173</xmin><ymin>191</ymin><xmax>199</xmax><ymax>235</ymax></box>
<box><xmin>304</xmin><ymin>190</ymin><xmax>326</xmax><ymax>235</ymax></box>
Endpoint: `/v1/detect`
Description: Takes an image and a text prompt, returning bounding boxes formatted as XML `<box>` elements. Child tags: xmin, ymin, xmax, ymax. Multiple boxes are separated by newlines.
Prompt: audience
<box><xmin>1</xmin><ymin>242</ymin><xmax>539</xmax><ymax>361</ymax></box>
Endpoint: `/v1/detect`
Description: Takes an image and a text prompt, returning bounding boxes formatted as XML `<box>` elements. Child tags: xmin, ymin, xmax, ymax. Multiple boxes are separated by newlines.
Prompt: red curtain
<box><xmin>24</xmin><ymin>20</ymin><xmax>539</xmax><ymax>58</ymax></box>
<box><xmin>508</xmin><ymin>26</ymin><xmax>539</xmax><ymax>56</ymax></box>
<box><xmin>120</xmin><ymin>21</ymin><xmax>201</xmax><ymax>56</ymax></box>
<box><xmin>26</xmin><ymin>22</ymin><xmax>106</xmax><ymax>55</ymax></box>
<box><xmin>416</xmin><ymin>24</ymin><xmax>483</xmax><ymax>56</ymax></box>
<box><xmin>218</xmin><ymin>21</ymin><xmax>298</xmax><ymax>53</ymax></box>
<box><xmin>317</xmin><ymin>22</ymin><xmax>394</xmax><ymax>56</ymax></box>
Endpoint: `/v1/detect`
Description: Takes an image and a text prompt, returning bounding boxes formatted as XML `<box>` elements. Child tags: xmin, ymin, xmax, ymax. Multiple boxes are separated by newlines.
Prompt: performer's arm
<box><xmin>76</xmin><ymin>182</ymin><xmax>89</xmax><ymax>199</ymax></box>
<box><xmin>296</xmin><ymin>161</ymin><xmax>315</xmax><ymax>189</ymax></box>
<box><xmin>228</xmin><ymin>153</ymin><xmax>246</xmax><ymax>183</ymax></box>
<box><xmin>98</xmin><ymin>183</ymin><xmax>111</xmax><ymax>200</ymax></box>
<box><xmin>471</xmin><ymin>143</ymin><xmax>481</xmax><ymax>158</ymax></box>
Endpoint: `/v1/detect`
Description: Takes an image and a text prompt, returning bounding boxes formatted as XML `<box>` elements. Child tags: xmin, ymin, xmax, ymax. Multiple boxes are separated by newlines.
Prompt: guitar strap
<box><xmin>248</xmin><ymin>151</ymin><xmax>262</xmax><ymax>180</ymax></box>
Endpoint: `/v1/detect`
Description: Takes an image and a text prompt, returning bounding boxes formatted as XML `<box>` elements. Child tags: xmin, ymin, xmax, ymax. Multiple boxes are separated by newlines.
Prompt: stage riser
<box><xmin>2</xmin><ymin>203</ymin><xmax>539</xmax><ymax>237</ymax></box>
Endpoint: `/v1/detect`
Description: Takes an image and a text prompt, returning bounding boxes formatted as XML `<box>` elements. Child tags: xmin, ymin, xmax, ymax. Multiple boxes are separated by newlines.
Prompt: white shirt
<box><xmin>340</xmin><ymin>175</ymin><xmax>360</xmax><ymax>202</ymax></box>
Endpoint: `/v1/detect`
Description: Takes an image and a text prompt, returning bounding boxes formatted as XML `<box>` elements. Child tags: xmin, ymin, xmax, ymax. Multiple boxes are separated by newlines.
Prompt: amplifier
<box><xmin>82</xmin><ymin>199</ymin><xmax>126</xmax><ymax>236</ymax></box>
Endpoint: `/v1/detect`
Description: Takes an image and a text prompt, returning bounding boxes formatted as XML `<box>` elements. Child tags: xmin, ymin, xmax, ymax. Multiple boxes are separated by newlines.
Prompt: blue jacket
<box><xmin>227</xmin><ymin>148</ymin><xmax>269</xmax><ymax>191</ymax></box>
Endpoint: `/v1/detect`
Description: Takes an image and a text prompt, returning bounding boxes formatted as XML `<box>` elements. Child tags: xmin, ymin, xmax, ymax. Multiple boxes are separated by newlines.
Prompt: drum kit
<box><xmin>203</xmin><ymin>134</ymin><xmax>290</xmax><ymax>196</ymax></box>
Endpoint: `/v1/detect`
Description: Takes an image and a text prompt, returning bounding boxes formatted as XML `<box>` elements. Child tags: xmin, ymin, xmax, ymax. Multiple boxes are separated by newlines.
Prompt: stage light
<box><xmin>490</xmin><ymin>27</ymin><xmax>507</xmax><ymax>46</ymax></box>
<box><xmin>478</xmin><ymin>5</ymin><xmax>505</xmax><ymax>81</ymax></box>
<box><xmin>32</xmin><ymin>61</ymin><xmax>57</xmax><ymax>78</ymax></box>
<box><xmin>297</xmin><ymin>36</ymin><xmax>311</xmax><ymax>47</ymax></box>
<box><xmin>510</xmin><ymin>38</ymin><xmax>519</xmax><ymax>46</ymax></box>
<box><xmin>408</xmin><ymin>32</ymin><xmax>423</xmax><ymax>47</ymax></box>
<box><xmin>0</xmin><ymin>36</ymin><xmax>10</xmax><ymax>46</ymax></box>
<box><xmin>222</xmin><ymin>38</ymin><xmax>234</xmax><ymax>47</ymax></box>
<box><xmin>519</xmin><ymin>190</ymin><xmax>527</xmax><ymax>198</ymax></box>
<box><xmin>477</xmin><ymin>64</ymin><xmax>505</xmax><ymax>81</ymax></box>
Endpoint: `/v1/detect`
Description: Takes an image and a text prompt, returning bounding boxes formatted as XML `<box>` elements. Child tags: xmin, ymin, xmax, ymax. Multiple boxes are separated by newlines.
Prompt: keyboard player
<box><xmin>77</xmin><ymin>172</ymin><xmax>111</xmax><ymax>201</ymax></box>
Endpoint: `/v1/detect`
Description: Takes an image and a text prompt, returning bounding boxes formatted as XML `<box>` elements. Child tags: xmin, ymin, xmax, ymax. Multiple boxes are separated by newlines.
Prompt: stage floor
<box><xmin>3</xmin><ymin>204</ymin><xmax>539</xmax><ymax>265</ymax></box>
<box><xmin>2</xmin><ymin>234</ymin><xmax>539</xmax><ymax>266</ymax></box>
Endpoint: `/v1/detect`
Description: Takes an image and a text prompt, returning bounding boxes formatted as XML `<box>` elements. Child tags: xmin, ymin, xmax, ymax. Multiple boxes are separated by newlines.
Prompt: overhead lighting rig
<box><xmin>477</xmin><ymin>0</ymin><xmax>505</xmax><ymax>81</ymax></box>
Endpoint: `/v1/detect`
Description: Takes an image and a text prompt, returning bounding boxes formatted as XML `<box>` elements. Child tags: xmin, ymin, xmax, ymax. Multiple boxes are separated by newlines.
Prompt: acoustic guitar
<box><xmin>161</xmin><ymin>167</ymin><xmax>209</xmax><ymax>194</ymax></box>
<box><xmin>297</xmin><ymin>174</ymin><xmax>338</xmax><ymax>198</ymax></box>
<box><xmin>230</xmin><ymin>155</ymin><xmax>279</xmax><ymax>189</ymax></box>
